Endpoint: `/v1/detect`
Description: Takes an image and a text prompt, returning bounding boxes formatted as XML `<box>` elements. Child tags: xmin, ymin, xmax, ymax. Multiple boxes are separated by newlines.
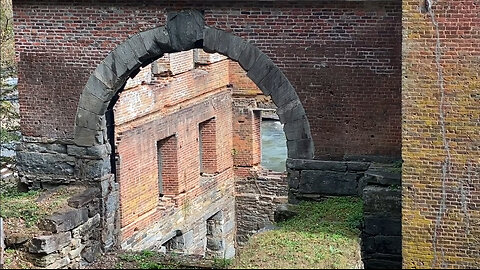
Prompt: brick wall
<box><xmin>114</xmin><ymin>55</ymin><xmax>233</xmax><ymax>240</ymax></box>
<box><xmin>199</xmin><ymin>118</ymin><xmax>217</xmax><ymax>174</ymax></box>
<box><xmin>14</xmin><ymin>0</ymin><xmax>401</xmax><ymax>160</ymax></box>
<box><xmin>402</xmin><ymin>1</ymin><xmax>480</xmax><ymax>268</ymax></box>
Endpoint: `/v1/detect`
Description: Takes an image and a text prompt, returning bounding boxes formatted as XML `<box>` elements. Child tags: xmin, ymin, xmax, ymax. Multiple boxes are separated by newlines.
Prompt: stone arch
<box><xmin>74</xmin><ymin>10</ymin><xmax>314</xmax><ymax>159</ymax></box>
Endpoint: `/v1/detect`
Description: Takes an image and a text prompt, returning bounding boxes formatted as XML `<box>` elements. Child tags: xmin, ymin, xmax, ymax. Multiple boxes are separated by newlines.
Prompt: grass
<box><xmin>0</xmin><ymin>189</ymin><xmax>42</xmax><ymax>227</ymax></box>
<box><xmin>232</xmin><ymin>197</ymin><xmax>363</xmax><ymax>269</ymax></box>
<box><xmin>91</xmin><ymin>198</ymin><xmax>363</xmax><ymax>269</ymax></box>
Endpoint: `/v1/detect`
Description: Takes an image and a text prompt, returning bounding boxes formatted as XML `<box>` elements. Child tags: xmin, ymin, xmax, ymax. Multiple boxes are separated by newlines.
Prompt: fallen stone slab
<box><xmin>38</xmin><ymin>208</ymin><xmax>88</xmax><ymax>233</ymax></box>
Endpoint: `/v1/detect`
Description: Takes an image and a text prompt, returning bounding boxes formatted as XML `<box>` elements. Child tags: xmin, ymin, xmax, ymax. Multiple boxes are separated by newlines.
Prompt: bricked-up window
<box><xmin>157</xmin><ymin>135</ymin><xmax>178</xmax><ymax>196</ymax></box>
<box><xmin>199</xmin><ymin>118</ymin><xmax>217</xmax><ymax>174</ymax></box>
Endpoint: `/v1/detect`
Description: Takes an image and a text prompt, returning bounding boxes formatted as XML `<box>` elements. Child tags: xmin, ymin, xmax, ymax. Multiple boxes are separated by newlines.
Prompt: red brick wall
<box><xmin>115</xmin><ymin>57</ymin><xmax>233</xmax><ymax>235</ymax></box>
<box><xmin>402</xmin><ymin>1</ymin><xmax>480</xmax><ymax>268</ymax></box>
<box><xmin>199</xmin><ymin>118</ymin><xmax>217</xmax><ymax>174</ymax></box>
<box><xmin>14</xmin><ymin>0</ymin><xmax>401</xmax><ymax>160</ymax></box>
<box><xmin>157</xmin><ymin>135</ymin><xmax>178</xmax><ymax>195</ymax></box>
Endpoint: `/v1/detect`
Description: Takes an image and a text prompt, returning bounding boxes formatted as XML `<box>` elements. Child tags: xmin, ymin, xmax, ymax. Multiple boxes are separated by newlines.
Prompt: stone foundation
<box><xmin>25</xmin><ymin>187</ymin><xmax>103</xmax><ymax>268</ymax></box>
<box><xmin>286</xmin><ymin>158</ymin><xmax>402</xmax><ymax>269</ymax></box>
<box><xmin>235</xmin><ymin>168</ymin><xmax>288</xmax><ymax>245</ymax></box>
<box><xmin>120</xmin><ymin>171</ymin><xmax>236</xmax><ymax>259</ymax></box>
<box><xmin>361</xmin><ymin>164</ymin><xmax>402</xmax><ymax>269</ymax></box>
<box><xmin>286</xmin><ymin>158</ymin><xmax>370</xmax><ymax>202</ymax></box>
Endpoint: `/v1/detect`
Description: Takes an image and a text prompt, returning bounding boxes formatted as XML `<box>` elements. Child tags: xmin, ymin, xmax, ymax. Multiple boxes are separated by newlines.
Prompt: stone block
<box><xmin>83</xmin><ymin>75</ymin><xmax>114</xmax><ymax>103</ymax></box>
<box><xmin>35</xmin><ymin>253</ymin><xmax>62</xmax><ymax>267</ymax></box>
<box><xmin>38</xmin><ymin>208</ymin><xmax>88</xmax><ymax>233</ymax></box>
<box><xmin>113</xmin><ymin>42</ymin><xmax>142</xmax><ymax>71</ymax></box>
<box><xmin>86</xmin><ymin>144</ymin><xmax>109</xmax><ymax>157</ymax></box>
<box><xmin>203</xmin><ymin>27</ymin><xmax>219</xmax><ymax>53</ymax></box>
<box><xmin>81</xmin><ymin>243</ymin><xmax>101</xmax><ymax>263</ymax></box>
<box><xmin>346</xmin><ymin>161</ymin><xmax>371</xmax><ymax>172</ymax></box>
<box><xmin>45</xmin><ymin>257</ymin><xmax>70</xmax><ymax>269</ymax></box>
<box><xmin>277</xmin><ymin>100</ymin><xmax>306</xmax><ymax>124</ymax></box>
<box><xmin>270</xmin><ymin>81</ymin><xmax>298</xmax><ymax>108</ymax></box>
<box><xmin>167</xmin><ymin>10</ymin><xmax>205</xmax><ymax>51</ymax></box>
<box><xmin>287</xmin><ymin>169</ymin><xmax>300</xmax><ymax>189</ymax></box>
<box><xmin>286</xmin><ymin>158</ymin><xmax>347</xmax><ymax>171</ymax></box>
<box><xmin>140</xmin><ymin>28</ymin><xmax>165</xmax><ymax>57</ymax></box>
<box><xmin>76</xmin><ymin>107</ymin><xmax>103</xmax><ymax>131</ymax></box>
<box><xmin>126</xmin><ymin>33</ymin><xmax>150</xmax><ymax>62</ymax></box>
<box><xmin>246</xmin><ymin>53</ymin><xmax>275</xmax><ymax>85</ymax></box>
<box><xmin>363</xmin><ymin>216</ymin><xmax>401</xmax><ymax>236</ymax></box>
<box><xmin>238</xmin><ymin>43</ymin><xmax>261</xmax><ymax>71</ymax></box>
<box><xmin>68</xmin><ymin>188</ymin><xmax>100</xmax><ymax>208</ymax></box>
<box><xmin>274</xmin><ymin>204</ymin><xmax>297</xmax><ymax>222</ymax></box>
<box><xmin>299</xmin><ymin>170</ymin><xmax>360</xmax><ymax>195</ymax></box>
<box><xmin>256</xmin><ymin>67</ymin><xmax>280</xmax><ymax>95</ymax></box>
<box><xmin>78</xmin><ymin>91</ymin><xmax>109</xmax><ymax>117</ymax></box>
<box><xmin>363</xmin><ymin>186</ymin><xmax>401</xmax><ymax>216</ymax></box>
<box><xmin>69</xmin><ymin>243</ymin><xmax>86</xmax><ymax>260</ymax></box>
<box><xmin>215</xmin><ymin>30</ymin><xmax>232</xmax><ymax>55</ymax></box>
<box><xmin>30</xmin><ymin>232</ymin><xmax>72</xmax><ymax>254</ymax></box>
<box><xmin>76</xmin><ymin>157</ymin><xmax>110</xmax><ymax>179</ymax></box>
<box><xmin>93</xmin><ymin>61</ymin><xmax>121</xmax><ymax>90</ymax></box>
<box><xmin>74</xmin><ymin>126</ymin><xmax>97</xmax><ymax>147</ymax></box>
<box><xmin>66</xmin><ymin>145</ymin><xmax>87</xmax><ymax>157</ymax></box>
<box><xmin>103</xmin><ymin>51</ymin><xmax>128</xmax><ymax>81</ymax></box>
<box><xmin>363</xmin><ymin>259</ymin><xmax>402</xmax><ymax>270</ymax></box>
<box><xmin>5</xmin><ymin>233</ymin><xmax>29</xmax><ymax>247</ymax></box>
<box><xmin>364</xmin><ymin>165</ymin><xmax>401</xmax><ymax>186</ymax></box>
<box><xmin>16</xmin><ymin>151</ymin><xmax>75</xmax><ymax>176</ymax></box>
<box><xmin>283</xmin><ymin>116</ymin><xmax>311</xmax><ymax>141</ymax></box>
<box><xmin>226</xmin><ymin>35</ymin><xmax>247</xmax><ymax>61</ymax></box>
<box><xmin>363</xmin><ymin>235</ymin><xmax>401</xmax><ymax>255</ymax></box>
<box><xmin>206</xmin><ymin>238</ymin><xmax>223</xmax><ymax>251</ymax></box>
<box><xmin>286</xmin><ymin>139</ymin><xmax>315</xmax><ymax>160</ymax></box>
<box><xmin>72</xmin><ymin>214</ymin><xmax>101</xmax><ymax>239</ymax></box>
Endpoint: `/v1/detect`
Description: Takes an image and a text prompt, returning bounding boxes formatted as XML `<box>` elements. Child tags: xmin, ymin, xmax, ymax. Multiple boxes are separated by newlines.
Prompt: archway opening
<box><xmin>73</xmin><ymin>10</ymin><xmax>313</xmax><ymax>256</ymax></box>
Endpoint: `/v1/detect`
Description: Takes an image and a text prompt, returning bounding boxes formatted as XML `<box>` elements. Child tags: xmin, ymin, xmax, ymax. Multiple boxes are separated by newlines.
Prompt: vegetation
<box><xmin>232</xmin><ymin>197</ymin><xmax>363</xmax><ymax>269</ymax></box>
<box><xmin>1</xmin><ymin>0</ymin><xmax>15</xmax><ymax>69</ymax></box>
<box><xmin>91</xmin><ymin>197</ymin><xmax>363</xmax><ymax>269</ymax></box>
<box><xmin>0</xmin><ymin>185</ymin><xmax>85</xmax><ymax>239</ymax></box>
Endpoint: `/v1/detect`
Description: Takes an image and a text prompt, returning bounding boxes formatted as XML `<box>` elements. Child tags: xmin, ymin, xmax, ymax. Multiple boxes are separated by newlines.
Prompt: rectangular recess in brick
<box><xmin>199</xmin><ymin>117</ymin><xmax>217</xmax><ymax>174</ymax></box>
<box><xmin>157</xmin><ymin>135</ymin><xmax>178</xmax><ymax>196</ymax></box>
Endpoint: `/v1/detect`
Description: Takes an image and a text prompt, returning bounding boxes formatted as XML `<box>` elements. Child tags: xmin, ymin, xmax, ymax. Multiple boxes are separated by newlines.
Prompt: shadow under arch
<box><xmin>74</xmin><ymin>10</ymin><xmax>314</xmax><ymax>160</ymax></box>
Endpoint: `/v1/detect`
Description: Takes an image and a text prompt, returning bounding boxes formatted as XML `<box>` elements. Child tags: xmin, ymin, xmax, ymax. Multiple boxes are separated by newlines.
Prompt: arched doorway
<box><xmin>73</xmin><ymin>10</ymin><xmax>314</xmax><ymax>254</ymax></box>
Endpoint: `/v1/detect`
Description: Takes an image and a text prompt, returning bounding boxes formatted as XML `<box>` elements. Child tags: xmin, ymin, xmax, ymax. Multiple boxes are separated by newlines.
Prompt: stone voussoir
<box><xmin>270</xmin><ymin>81</ymin><xmax>298</xmax><ymax>108</ymax></box>
<box><xmin>78</xmin><ymin>91</ymin><xmax>109</xmax><ymax>116</ymax></box>
<box><xmin>202</xmin><ymin>27</ymin><xmax>219</xmax><ymax>53</ymax></box>
<box><xmin>76</xmin><ymin>108</ymin><xmax>104</xmax><ymax>131</ymax></box>
<box><xmin>226</xmin><ymin>34</ymin><xmax>247</xmax><ymax>61</ymax></box>
<box><xmin>283</xmin><ymin>116</ymin><xmax>312</xmax><ymax>141</ymax></box>
<box><xmin>246</xmin><ymin>53</ymin><xmax>275</xmax><ymax>85</ymax></box>
<box><xmin>277</xmin><ymin>99</ymin><xmax>306</xmax><ymax>124</ymax></box>
<box><xmin>238</xmin><ymin>42</ymin><xmax>261</xmax><ymax>71</ymax></box>
<box><xmin>166</xmin><ymin>10</ymin><xmax>205</xmax><ymax>52</ymax></box>
<box><xmin>139</xmin><ymin>27</ymin><xmax>165</xmax><ymax>56</ymax></box>
<box><xmin>126</xmin><ymin>33</ymin><xmax>150</xmax><ymax>62</ymax></box>
<box><xmin>286</xmin><ymin>139</ymin><xmax>315</xmax><ymax>160</ymax></box>
<box><xmin>74</xmin><ymin>126</ymin><xmax>97</xmax><ymax>147</ymax></box>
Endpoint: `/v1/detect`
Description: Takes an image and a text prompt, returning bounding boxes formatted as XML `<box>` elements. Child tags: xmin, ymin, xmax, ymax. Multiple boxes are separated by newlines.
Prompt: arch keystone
<box><xmin>167</xmin><ymin>10</ymin><xmax>205</xmax><ymax>51</ymax></box>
